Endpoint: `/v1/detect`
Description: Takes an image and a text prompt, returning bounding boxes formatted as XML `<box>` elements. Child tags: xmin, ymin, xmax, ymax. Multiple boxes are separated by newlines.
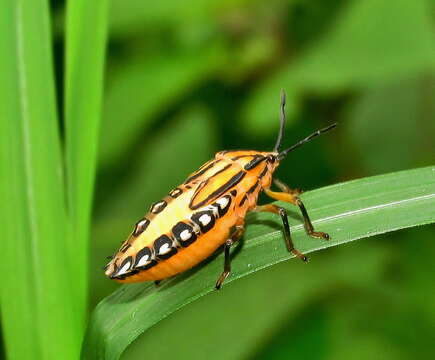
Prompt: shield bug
<box><xmin>105</xmin><ymin>91</ymin><xmax>336</xmax><ymax>289</ymax></box>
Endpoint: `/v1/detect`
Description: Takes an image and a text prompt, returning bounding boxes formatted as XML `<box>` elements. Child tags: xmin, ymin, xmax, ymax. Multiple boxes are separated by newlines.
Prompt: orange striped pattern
<box><xmin>104</xmin><ymin>150</ymin><xmax>278</xmax><ymax>282</ymax></box>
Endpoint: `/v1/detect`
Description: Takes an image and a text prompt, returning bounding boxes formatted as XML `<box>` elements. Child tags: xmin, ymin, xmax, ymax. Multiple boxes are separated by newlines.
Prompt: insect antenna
<box><xmin>273</xmin><ymin>89</ymin><xmax>287</xmax><ymax>152</ymax></box>
<box><xmin>277</xmin><ymin>123</ymin><xmax>337</xmax><ymax>161</ymax></box>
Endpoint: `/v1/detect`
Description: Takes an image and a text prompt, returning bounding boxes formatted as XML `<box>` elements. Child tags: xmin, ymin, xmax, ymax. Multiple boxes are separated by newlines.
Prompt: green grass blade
<box><xmin>65</xmin><ymin>0</ymin><xmax>109</xmax><ymax>327</ymax></box>
<box><xmin>0</xmin><ymin>1</ymin><xmax>81</xmax><ymax>359</ymax></box>
<box><xmin>82</xmin><ymin>165</ymin><xmax>435</xmax><ymax>359</ymax></box>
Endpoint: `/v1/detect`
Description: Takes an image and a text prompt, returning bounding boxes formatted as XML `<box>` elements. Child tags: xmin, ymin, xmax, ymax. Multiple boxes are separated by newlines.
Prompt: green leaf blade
<box><xmin>64</xmin><ymin>0</ymin><xmax>109</xmax><ymax>328</ymax></box>
<box><xmin>82</xmin><ymin>165</ymin><xmax>435</xmax><ymax>360</ymax></box>
<box><xmin>0</xmin><ymin>1</ymin><xmax>81</xmax><ymax>359</ymax></box>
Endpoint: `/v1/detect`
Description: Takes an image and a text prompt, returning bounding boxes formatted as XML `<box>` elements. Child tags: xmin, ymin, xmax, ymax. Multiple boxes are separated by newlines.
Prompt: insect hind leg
<box><xmin>265</xmin><ymin>180</ymin><xmax>330</xmax><ymax>241</ymax></box>
<box><xmin>215</xmin><ymin>224</ymin><xmax>245</xmax><ymax>290</ymax></box>
<box><xmin>254</xmin><ymin>204</ymin><xmax>308</xmax><ymax>262</ymax></box>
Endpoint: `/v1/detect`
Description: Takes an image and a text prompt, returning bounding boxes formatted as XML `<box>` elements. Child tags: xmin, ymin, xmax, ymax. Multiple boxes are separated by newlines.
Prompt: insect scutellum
<box><xmin>105</xmin><ymin>90</ymin><xmax>337</xmax><ymax>290</ymax></box>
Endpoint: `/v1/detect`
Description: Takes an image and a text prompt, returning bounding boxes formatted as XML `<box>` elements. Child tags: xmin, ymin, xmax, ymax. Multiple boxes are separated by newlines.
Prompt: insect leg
<box><xmin>254</xmin><ymin>204</ymin><xmax>308</xmax><ymax>262</ymax></box>
<box><xmin>273</xmin><ymin>178</ymin><xmax>302</xmax><ymax>196</ymax></box>
<box><xmin>215</xmin><ymin>225</ymin><xmax>245</xmax><ymax>290</ymax></box>
<box><xmin>265</xmin><ymin>180</ymin><xmax>330</xmax><ymax>241</ymax></box>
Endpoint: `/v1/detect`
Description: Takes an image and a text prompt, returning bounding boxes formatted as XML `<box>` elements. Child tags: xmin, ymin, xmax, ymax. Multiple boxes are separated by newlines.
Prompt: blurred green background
<box><xmin>54</xmin><ymin>0</ymin><xmax>434</xmax><ymax>359</ymax></box>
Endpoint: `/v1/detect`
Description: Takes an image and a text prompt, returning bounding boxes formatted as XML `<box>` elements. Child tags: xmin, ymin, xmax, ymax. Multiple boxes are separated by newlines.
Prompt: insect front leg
<box><xmin>265</xmin><ymin>179</ymin><xmax>330</xmax><ymax>241</ymax></box>
<box><xmin>254</xmin><ymin>204</ymin><xmax>308</xmax><ymax>262</ymax></box>
<box><xmin>215</xmin><ymin>224</ymin><xmax>245</xmax><ymax>290</ymax></box>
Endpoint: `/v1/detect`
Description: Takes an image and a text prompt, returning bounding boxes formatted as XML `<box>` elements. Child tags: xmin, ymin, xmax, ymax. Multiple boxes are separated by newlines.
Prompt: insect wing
<box><xmin>190</xmin><ymin>164</ymin><xmax>245</xmax><ymax>209</ymax></box>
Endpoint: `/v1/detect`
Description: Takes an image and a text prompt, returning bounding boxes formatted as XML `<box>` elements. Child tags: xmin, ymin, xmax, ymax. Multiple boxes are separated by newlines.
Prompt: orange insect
<box><xmin>105</xmin><ymin>91</ymin><xmax>336</xmax><ymax>289</ymax></box>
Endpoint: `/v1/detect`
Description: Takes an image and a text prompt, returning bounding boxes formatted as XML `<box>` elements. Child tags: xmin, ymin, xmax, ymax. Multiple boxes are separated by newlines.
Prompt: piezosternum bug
<box><xmin>105</xmin><ymin>91</ymin><xmax>336</xmax><ymax>289</ymax></box>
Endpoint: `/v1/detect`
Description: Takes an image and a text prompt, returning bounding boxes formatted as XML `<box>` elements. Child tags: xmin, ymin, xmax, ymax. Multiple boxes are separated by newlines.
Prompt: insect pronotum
<box><xmin>105</xmin><ymin>90</ymin><xmax>336</xmax><ymax>289</ymax></box>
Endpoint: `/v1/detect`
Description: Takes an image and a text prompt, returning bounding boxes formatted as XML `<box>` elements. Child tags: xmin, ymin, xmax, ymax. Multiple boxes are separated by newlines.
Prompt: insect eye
<box><xmin>267</xmin><ymin>155</ymin><xmax>276</xmax><ymax>163</ymax></box>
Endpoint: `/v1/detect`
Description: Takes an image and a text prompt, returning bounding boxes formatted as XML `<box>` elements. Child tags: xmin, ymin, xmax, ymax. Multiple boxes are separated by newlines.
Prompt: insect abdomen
<box><xmin>120</xmin><ymin>212</ymin><xmax>236</xmax><ymax>282</ymax></box>
<box><xmin>112</xmin><ymin>194</ymin><xmax>237</xmax><ymax>283</ymax></box>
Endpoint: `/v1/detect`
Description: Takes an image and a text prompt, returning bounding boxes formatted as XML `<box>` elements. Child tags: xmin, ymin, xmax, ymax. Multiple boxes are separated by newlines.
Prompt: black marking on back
<box><xmin>189</xmin><ymin>164</ymin><xmax>233</xmax><ymax>195</ymax></box>
<box><xmin>134</xmin><ymin>246</ymin><xmax>157</xmax><ymax>270</ymax></box>
<box><xmin>239</xmin><ymin>195</ymin><xmax>248</xmax><ymax>207</ymax></box>
<box><xmin>198</xmin><ymin>159</ymin><xmax>220</xmax><ymax>171</ymax></box>
<box><xmin>111</xmin><ymin>263</ymin><xmax>118</xmax><ymax>278</ymax></box>
<box><xmin>258</xmin><ymin>165</ymin><xmax>269</xmax><ymax>179</ymax></box>
<box><xmin>230</xmin><ymin>190</ymin><xmax>237</xmax><ymax>197</ymax></box>
<box><xmin>184</xmin><ymin>160</ymin><xmax>216</xmax><ymax>184</ymax></box>
<box><xmin>134</xmin><ymin>218</ymin><xmax>150</xmax><ymax>236</ymax></box>
<box><xmin>172</xmin><ymin>222</ymin><xmax>197</xmax><ymax>247</ymax></box>
<box><xmin>150</xmin><ymin>200</ymin><xmax>167</xmax><ymax>214</ymax></box>
<box><xmin>212</xmin><ymin>195</ymin><xmax>232</xmax><ymax>217</ymax></box>
<box><xmin>244</xmin><ymin>155</ymin><xmax>266</xmax><ymax>170</ymax></box>
<box><xmin>154</xmin><ymin>235</ymin><xmax>177</xmax><ymax>260</ymax></box>
<box><xmin>208</xmin><ymin>164</ymin><xmax>233</xmax><ymax>180</ymax></box>
<box><xmin>112</xmin><ymin>256</ymin><xmax>138</xmax><ymax>280</ymax></box>
<box><xmin>247</xmin><ymin>181</ymin><xmax>259</xmax><ymax>194</ymax></box>
<box><xmin>120</xmin><ymin>243</ymin><xmax>131</xmax><ymax>253</ymax></box>
<box><xmin>191</xmin><ymin>210</ymin><xmax>216</xmax><ymax>233</ymax></box>
<box><xmin>169</xmin><ymin>187</ymin><xmax>183</xmax><ymax>198</ymax></box>
<box><xmin>190</xmin><ymin>170</ymin><xmax>246</xmax><ymax>210</ymax></box>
